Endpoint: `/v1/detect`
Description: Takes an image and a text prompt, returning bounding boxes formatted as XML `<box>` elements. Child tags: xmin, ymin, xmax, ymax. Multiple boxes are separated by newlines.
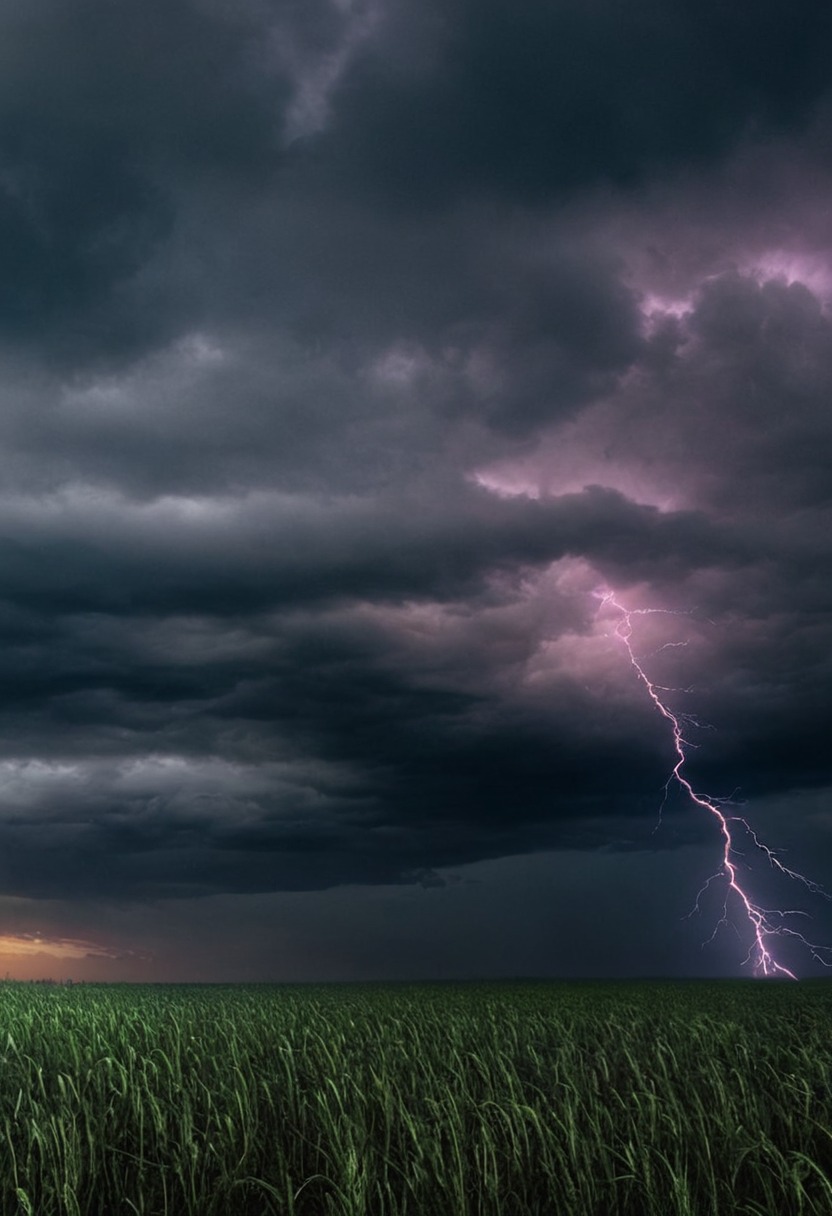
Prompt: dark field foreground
<box><xmin>0</xmin><ymin>980</ymin><xmax>830</xmax><ymax>1215</ymax></box>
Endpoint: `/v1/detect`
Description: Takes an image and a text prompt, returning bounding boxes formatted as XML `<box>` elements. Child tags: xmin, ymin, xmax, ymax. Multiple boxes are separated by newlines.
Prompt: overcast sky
<box><xmin>1</xmin><ymin>0</ymin><xmax>832</xmax><ymax>981</ymax></box>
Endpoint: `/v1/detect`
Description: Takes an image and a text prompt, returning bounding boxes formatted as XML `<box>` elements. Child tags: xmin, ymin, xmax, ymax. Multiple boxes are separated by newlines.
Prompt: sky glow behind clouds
<box><xmin>1</xmin><ymin>0</ymin><xmax>832</xmax><ymax>980</ymax></box>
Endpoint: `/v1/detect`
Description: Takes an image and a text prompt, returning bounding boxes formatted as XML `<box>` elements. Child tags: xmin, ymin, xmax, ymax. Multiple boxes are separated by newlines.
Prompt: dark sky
<box><xmin>2</xmin><ymin>0</ymin><xmax>832</xmax><ymax>981</ymax></box>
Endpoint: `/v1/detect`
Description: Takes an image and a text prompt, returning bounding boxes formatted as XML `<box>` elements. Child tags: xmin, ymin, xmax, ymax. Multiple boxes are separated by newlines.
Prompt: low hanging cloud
<box><xmin>0</xmin><ymin>0</ymin><xmax>829</xmax><ymax>925</ymax></box>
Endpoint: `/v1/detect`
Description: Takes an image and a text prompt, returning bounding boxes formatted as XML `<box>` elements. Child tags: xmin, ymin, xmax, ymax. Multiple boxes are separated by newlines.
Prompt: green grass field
<box><xmin>0</xmin><ymin>979</ymin><xmax>830</xmax><ymax>1215</ymax></box>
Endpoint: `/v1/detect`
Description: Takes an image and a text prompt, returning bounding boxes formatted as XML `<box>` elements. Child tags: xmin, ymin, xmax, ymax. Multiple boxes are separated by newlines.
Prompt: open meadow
<box><xmin>0</xmin><ymin>979</ymin><xmax>830</xmax><ymax>1215</ymax></box>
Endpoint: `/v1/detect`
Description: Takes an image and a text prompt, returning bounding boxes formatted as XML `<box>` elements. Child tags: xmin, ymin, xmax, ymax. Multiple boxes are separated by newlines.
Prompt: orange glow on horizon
<box><xmin>0</xmin><ymin>933</ymin><xmax>120</xmax><ymax>961</ymax></box>
<box><xmin>0</xmin><ymin>933</ymin><xmax>156</xmax><ymax>982</ymax></box>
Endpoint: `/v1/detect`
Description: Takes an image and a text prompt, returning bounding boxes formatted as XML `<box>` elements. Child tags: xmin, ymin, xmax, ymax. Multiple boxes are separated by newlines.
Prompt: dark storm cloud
<box><xmin>0</xmin><ymin>0</ymin><xmax>830</xmax><ymax>964</ymax></box>
<box><xmin>0</xmin><ymin>237</ymin><xmax>645</xmax><ymax>499</ymax></box>
<box><xmin>0</xmin><ymin>482</ymin><xmax>737</xmax><ymax>609</ymax></box>
<box><xmin>320</xmin><ymin>0</ymin><xmax>832</xmax><ymax>205</ymax></box>
<box><xmin>0</xmin><ymin>0</ymin><xmax>349</xmax><ymax>359</ymax></box>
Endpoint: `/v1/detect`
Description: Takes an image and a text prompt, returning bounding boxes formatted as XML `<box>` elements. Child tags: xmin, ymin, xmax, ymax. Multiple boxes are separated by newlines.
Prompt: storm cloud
<box><xmin>1</xmin><ymin>0</ymin><xmax>831</xmax><ymax>979</ymax></box>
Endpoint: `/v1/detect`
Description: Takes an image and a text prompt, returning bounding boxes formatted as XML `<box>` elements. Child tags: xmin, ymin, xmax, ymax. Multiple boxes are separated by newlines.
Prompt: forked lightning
<box><xmin>599</xmin><ymin>590</ymin><xmax>831</xmax><ymax>978</ymax></box>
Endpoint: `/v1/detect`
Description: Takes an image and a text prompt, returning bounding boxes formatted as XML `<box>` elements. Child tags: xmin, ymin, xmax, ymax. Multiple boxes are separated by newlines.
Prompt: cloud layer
<box><xmin>1</xmin><ymin>0</ymin><xmax>831</xmax><ymax>976</ymax></box>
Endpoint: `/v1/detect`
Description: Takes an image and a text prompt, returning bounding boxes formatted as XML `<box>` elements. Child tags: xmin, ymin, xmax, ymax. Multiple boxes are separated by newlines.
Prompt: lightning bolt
<box><xmin>599</xmin><ymin>590</ymin><xmax>831</xmax><ymax>978</ymax></box>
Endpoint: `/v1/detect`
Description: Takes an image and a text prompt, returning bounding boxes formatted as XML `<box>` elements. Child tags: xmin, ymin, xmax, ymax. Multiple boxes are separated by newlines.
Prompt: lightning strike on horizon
<box><xmin>599</xmin><ymin>589</ymin><xmax>831</xmax><ymax>978</ymax></box>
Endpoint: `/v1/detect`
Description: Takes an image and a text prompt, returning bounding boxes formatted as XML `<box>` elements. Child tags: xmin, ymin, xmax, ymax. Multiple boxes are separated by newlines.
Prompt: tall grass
<box><xmin>0</xmin><ymin>980</ymin><xmax>830</xmax><ymax>1214</ymax></box>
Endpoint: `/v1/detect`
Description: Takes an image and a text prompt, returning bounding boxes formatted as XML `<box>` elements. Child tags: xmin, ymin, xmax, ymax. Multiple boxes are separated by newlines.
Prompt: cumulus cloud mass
<box><xmin>0</xmin><ymin>0</ymin><xmax>831</xmax><ymax>979</ymax></box>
